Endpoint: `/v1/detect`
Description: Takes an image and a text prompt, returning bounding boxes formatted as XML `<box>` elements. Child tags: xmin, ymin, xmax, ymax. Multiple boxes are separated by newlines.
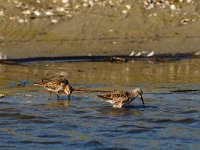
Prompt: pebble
<box><xmin>0</xmin><ymin>36</ymin><xmax>4</xmax><ymax>40</ymax></box>
<box><xmin>122</xmin><ymin>10</ymin><xmax>128</xmax><ymax>15</ymax></box>
<box><xmin>36</xmin><ymin>0</ymin><xmax>41</xmax><ymax>4</ymax></box>
<box><xmin>135</xmin><ymin>52</ymin><xmax>141</xmax><ymax>56</ymax></box>
<box><xmin>112</xmin><ymin>41</ymin><xmax>117</xmax><ymax>45</ymax></box>
<box><xmin>170</xmin><ymin>4</ymin><xmax>176</xmax><ymax>11</ymax></box>
<box><xmin>147</xmin><ymin>51</ymin><xmax>154</xmax><ymax>57</ymax></box>
<box><xmin>18</xmin><ymin>18</ymin><xmax>25</xmax><ymax>23</ymax></box>
<box><xmin>45</xmin><ymin>10</ymin><xmax>54</xmax><ymax>16</ymax></box>
<box><xmin>0</xmin><ymin>52</ymin><xmax>7</xmax><ymax>59</ymax></box>
<box><xmin>83</xmin><ymin>3</ymin><xmax>89</xmax><ymax>8</ymax></box>
<box><xmin>108</xmin><ymin>29</ymin><xmax>114</xmax><ymax>32</ymax></box>
<box><xmin>181</xmin><ymin>18</ymin><xmax>191</xmax><ymax>24</ymax></box>
<box><xmin>186</xmin><ymin>0</ymin><xmax>192</xmax><ymax>3</ymax></box>
<box><xmin>125</xmin><ymin>5</ymin><xmax>131</xmax><ymax>10</ymax></box>
<box><xmin>89</xmin><ymin>1</ymin><xmax>95</xmax><ymax>7</ymax></box>
<box><xmin>149</xmin><ymin>13</ymin><xmax>157</xmax><ymax>17</ymax></box>
<box><xmin>56</xmin><ymin>7</ymin><xmax>65</xmax><ymax>12</ymax></box>
<box><xmin>22</xmin><ymin>10</ymin><xmax>31</xmax><ymax>15</ymax></box>
<box><xmin>0</xmin><ymin>10</ymin><xmax>4</xmax><ymax>16</ymax></box>
<box><xmin>62</xmin><ymin>0</ymin><xmax>69</xmax><ymax>3</ymax></box>
<box><xmin>129</xmin><ymin>51</ymin><xmax>135</xmax><ymax>56</ymax></box>
<box><xmin>194</xmin><ymin>51</ymin><xmax>200</xmax><ymax>55</ymax></box>
<box><xmin>51</xmin><ymin>19</ymin><xmax>58</xmax><ymax>23</ymax></box>
<box><xmin>34</xmin><ymin>10</ymin><xmax>41</xmax><ymax>16</ymax></box>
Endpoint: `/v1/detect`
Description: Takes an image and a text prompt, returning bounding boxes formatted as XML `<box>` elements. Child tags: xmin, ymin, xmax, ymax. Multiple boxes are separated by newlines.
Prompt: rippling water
<box><xmin>0</xmin><ymin>59</ymin><xmax>200</xmax><ymax>149</ymax></box>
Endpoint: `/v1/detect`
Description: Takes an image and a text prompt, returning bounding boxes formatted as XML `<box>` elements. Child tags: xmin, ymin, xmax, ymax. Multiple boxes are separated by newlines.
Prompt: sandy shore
<box><xmin>0</xmin><ymin>0</ymin><xmax>200</xmax><ymax>59</ymax></box>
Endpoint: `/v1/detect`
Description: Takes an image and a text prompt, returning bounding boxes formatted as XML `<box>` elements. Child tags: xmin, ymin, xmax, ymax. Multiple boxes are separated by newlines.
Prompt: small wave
<box><xmin>85</xmin><ymin>140</ymin><xmax>102</xmax><ymax>146</ymax></box>
<box><xmin>31</xmin><ymin>119</ymin><xmax>54</xmax><ymax>124</ymax></box>
<box><xmin>182</xmin><ymin>110</ymin><xmax>198</xmax><ymax>114</ymax></box>
<box><xmin>149</xmin><ymin>118</ymin><xmax>197</xmax><ymax>124</ymax></box>
<box><xmin>35</xmin><ymin>141</ymin><xmax>63</xmax><ymax>145</ymax></box>
<box><xmin>19</xmin><ymin>114</ymin><xmax>37</xmax><ymax>120</ymax></box>
<box><xmin>127</xmin><ymin>128</ymin><xmax>152</xmax><ymax>134</ymax></box>
<box><xmin>174</xmin><ymin>118</ymin><xmax>196</xmax><ymax>124</ymax></box>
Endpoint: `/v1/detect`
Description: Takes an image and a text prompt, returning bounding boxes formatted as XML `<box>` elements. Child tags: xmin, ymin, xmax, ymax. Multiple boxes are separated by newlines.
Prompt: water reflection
<box><xmin>47</xmin><ymin>101</ymin><xmax>71</xmax><ymax>107</ymax></box>
<box><xmin>0</xmin><ymin>59</ymin><xmax>200</xmax><ymax>87</ymax></box>
<box><xmin>97</xmin><ymin>107</ymin><xmax>145</xmax><ymax>117</ymax></box>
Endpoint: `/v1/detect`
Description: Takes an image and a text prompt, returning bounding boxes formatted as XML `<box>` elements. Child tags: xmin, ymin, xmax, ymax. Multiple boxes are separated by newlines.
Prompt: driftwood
<box><xmin>0</xmin><ymin>52</ymin><xmax>197</xmax><ymax>64</ymax></box>
<box><xmin>170</xmin><ymin>89</ymin><xmax>200</xmax><ymax>93</ymax></box>
<box><xmin>38</xmin><ymin>87</ymin><xmax>111</xmax><ymax>93</ymax></box>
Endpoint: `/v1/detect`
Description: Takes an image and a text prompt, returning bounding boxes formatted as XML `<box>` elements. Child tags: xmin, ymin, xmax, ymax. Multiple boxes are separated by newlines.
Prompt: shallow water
<box><xmin>0</xmin><ymin>59</ymin><xmax>200</xmax><ymax>149</ymax></box>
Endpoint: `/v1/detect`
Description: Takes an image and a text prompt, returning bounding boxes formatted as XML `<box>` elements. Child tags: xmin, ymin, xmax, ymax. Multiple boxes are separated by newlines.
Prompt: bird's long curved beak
<box><xmin>140</xmin><ymin>94</ymin><xmax>145</xmax><ymax>107</ymax></box>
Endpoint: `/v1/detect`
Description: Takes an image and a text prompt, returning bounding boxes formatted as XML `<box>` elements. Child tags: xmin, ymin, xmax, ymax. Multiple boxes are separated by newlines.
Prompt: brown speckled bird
<box><xmin>34</xmin><ymin>78</ymin><xmax>73</xmax><ymax>100</ymax></box>
<box><xmin>97</xmin><ymin>88</ymin><xmax>144</xmax><ymax>108</ymax></box>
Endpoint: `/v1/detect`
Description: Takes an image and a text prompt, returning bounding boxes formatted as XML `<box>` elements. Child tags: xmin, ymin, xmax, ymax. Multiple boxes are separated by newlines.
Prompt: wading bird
<box><xmin>97</xmin><ymin>88</ymin><xmax>144</xmax><ymax>108</ymax></box>
<box><xmin>35</xmin><ymin>78</ymin><xmax>73</xmax><ymax>100</ymax></box>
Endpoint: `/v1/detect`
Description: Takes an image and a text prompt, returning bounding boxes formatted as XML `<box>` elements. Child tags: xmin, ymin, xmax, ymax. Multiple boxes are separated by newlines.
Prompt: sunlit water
<box><xmin>0</xmin><ymin>59</ymin><xmax>200</xmax><ymax>149</ymax></box>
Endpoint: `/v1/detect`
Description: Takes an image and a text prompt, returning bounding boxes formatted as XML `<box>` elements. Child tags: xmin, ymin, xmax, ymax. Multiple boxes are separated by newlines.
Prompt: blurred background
<box><xmin>0</xmin><ymin>0</ymin><xmax>200</xmax><ymax>59</ymax></box>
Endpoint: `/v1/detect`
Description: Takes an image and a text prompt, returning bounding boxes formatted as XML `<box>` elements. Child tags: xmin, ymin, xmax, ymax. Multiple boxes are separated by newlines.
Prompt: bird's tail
<box><xmin>97</xmin><ymin>94</ymin><xmax>112</xmax><ymax>100</ymax></box>
<box><xmin>34</xmin><ymin>79</ymin><xmax>46</xmax><ymax>86</ymax></box>
<box><xmin>97</xmin><ymin>95</ymin><xmax>107</xmax><ymax>99</ymax></box>
<box><xmin>34</xmin><ymin>82</ymin><xmax>42</xmax><ymax>86</ymax></box>
<box><xmin>34</xmin><ymin>82</ymin><xmax>39</xmax><ymax>86</ymax></box>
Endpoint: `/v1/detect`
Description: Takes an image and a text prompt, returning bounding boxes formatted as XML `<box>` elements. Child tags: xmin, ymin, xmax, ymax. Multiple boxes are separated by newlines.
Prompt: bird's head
<box><xmin>64</xmin><ymin>84</ymin><xmax>74</xmax><ymax>95</ymax></box>
<box><xmin>132</xmin><ymin>88</ymin><xmax>145</xmax><ymax>107</ymax></box>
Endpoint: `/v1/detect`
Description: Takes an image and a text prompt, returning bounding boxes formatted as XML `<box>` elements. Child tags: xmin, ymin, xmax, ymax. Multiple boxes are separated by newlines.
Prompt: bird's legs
<box><xmin>68</xmin><ymin>95</ymin><xmax>71</xmax><ymax>101</ymax></box>
<box><xmin>48</xmin><ymin>91</ymin><xmax>52</xmax><ymax>100</ymax></box>
<box><xmin>56</xmin><ymin>93</ymin><xmax>60</xmax><ymax>101</ymax></box>
<box><xmin>140</xmin><ymin>94</ymin><xmax>145</xmax><ymax>108</ymax></box>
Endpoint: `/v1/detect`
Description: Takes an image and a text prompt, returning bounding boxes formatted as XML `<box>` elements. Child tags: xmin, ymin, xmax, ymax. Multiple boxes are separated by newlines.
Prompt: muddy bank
<box><xmin>0</xmin><ymin>0</ymin><xmax>200</xmax><ymax>59</ymax></box>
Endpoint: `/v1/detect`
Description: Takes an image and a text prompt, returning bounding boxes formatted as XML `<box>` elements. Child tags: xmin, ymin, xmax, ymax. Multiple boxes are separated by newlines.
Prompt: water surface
<box><xmin>0</xmin><ymin>59</ymin><xmax>200</xmax><ymax>149</ymax></box>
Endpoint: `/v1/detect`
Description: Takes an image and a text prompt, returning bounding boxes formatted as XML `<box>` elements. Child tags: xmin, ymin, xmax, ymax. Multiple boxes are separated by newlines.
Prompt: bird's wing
<box><xmin>55</xmin><ymin>78</ymin><xmax>68</xmax><ymax>84</ymax></box>
<box><xmin>97</xmin><ymin>90</ymin><xmax>123</xmax><ymax>100</ymax></box>
<box><xmin>97</xmin><ymin>93</ymin><xmax>113</xmax><ymax>100</ymax></box>
<box><xmin>112</xmin><ymin>96</ymin><xmax>130</xmax><ymax>108</ymax></box>
<box><xmin>111</xmin><ymin>91</ymin><xmax>129</xmax><ymax>99</ymax></box>
<box><xmin>97</xmin><ymin>91</ymin><xmax>130</xmax><ymax>101</ymax></box>
<box><xmin>114</xmin><ymin>96</ymin><xmax>129</xmax><ymax>103</ymax></box>
<box><xmin>35</xmin><ymin>80</ymin><xmax>62</xmax><ymax>91</ymax></box>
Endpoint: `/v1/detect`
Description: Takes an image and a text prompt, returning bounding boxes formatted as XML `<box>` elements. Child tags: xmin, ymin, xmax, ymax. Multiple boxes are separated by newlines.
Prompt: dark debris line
<box><xmin>0</xmin><ymin>52</ymin><xmax>198</xmax><ymax>64</ymax></box>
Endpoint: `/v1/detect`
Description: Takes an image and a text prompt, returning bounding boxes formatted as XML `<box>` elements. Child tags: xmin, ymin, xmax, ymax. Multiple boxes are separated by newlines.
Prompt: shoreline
<box><xmin>1</xmin><ymin>52</ymin><xmax>199</xmax><ymax>64</ymax></box>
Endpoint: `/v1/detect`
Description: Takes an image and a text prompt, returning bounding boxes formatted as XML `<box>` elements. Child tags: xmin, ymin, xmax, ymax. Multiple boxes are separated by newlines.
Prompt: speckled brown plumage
<box><xmin>35</xmin><ymin>78</ymin><xmax>73</xmax><ymax>100</ymax></box>
<box><xmin>97</xmin><ymin>88</ymin><xmax>144</xmax><ymax>108</ymax></box>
